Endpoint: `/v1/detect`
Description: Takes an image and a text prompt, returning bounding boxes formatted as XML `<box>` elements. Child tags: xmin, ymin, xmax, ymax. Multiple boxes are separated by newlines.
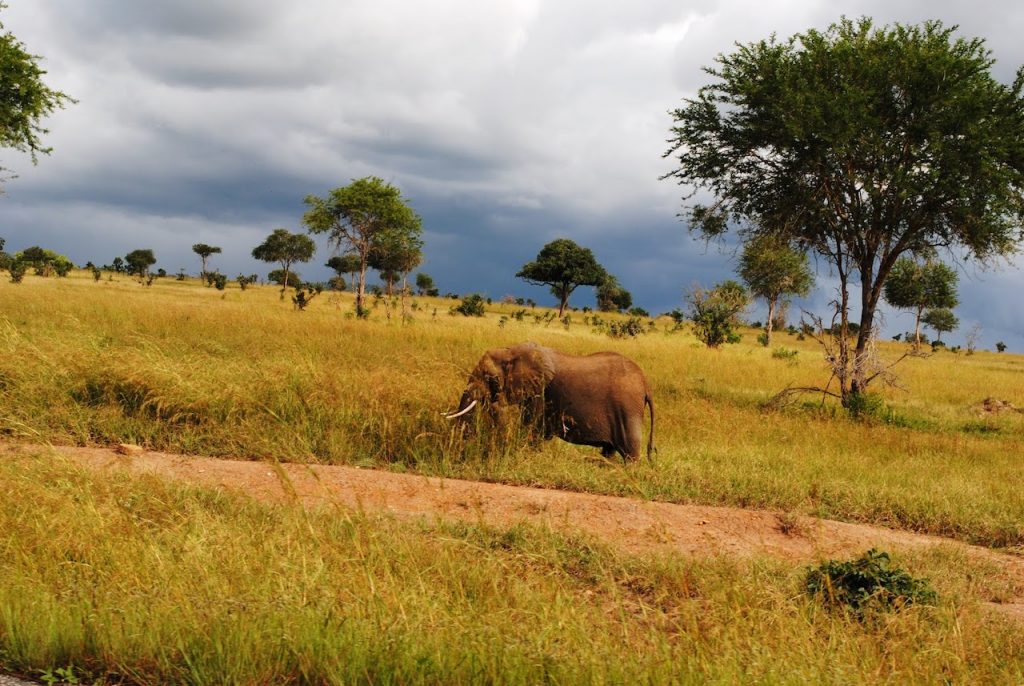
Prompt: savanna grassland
<box><xmin>2</xmin><ymin>272</ymin><xmax>1024</xmax><ymax>684</ymax></box>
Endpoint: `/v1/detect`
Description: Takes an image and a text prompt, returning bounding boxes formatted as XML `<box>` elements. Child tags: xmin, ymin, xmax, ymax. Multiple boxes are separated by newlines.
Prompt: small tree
<box><xmin>687</xmin><ymin>280</ymin><xmax>748</xmax><ymax>348</ymax></box>
<box><xmin>368</xmin><ymin>228</ymin><xmax>423</xmax><ymax>296</ymax></box>
<box><xmin>192</xmin><ymin>243</ymin><xmax>222</xmax><ymax>283</ymax></box>
<box><xmin>415</xmin><ymin>272</ymin><xmax>438</xmax><ymax>296</ymax></box>
<box><xmin>738</xmin><ymin>236</ymin><xmax>814</xmax><ymax>346</ymax></box>
<box><xmin>883</xmin><ymin>258</ymin><xmax>959</xmax><ymax>349</ymax></box>
<box><xmin>516</xmin><ymin>238</ymin><xmax>608</xmax><ymax>317</ymax></box>
<box><xmin>596</xmin><ymin>276</ymin><xmax>633</xmax><ymax>313</ymax></box>
<box><xmin>124</xmin><ymin>249</ymin><xmax>156</xmax><ymax>279</ymax></box>
<box><xmin>16</xmin><ymin>246</ymin><xmax>72</xmax><ymax>277</ymax></box>
<box><xmin>303</xmin><ymin>177</ymin><xmax>423</xmax><ymax>316</ymax></box>
<box><xmin>452</xmin><ymin>293</ymin><xmax>486</xmax><ymax>317</ymax></box>
<box><xmin>252</xmin><ymin>229</ymin><xmax>316</xmax><ymax>296</ymax></box>
<box><xmin>267</xmin><ymin>268</ymin><xmax>302</xmax><ymax>288</ymax></box>
<box><xmin>111</xmin><ymin>256</ymin><xmax>125</xmax><ymax>274</ymax></box>
<box><xmin>325</xmin><ymin>254</ymin><xmax>361</xmax><ymax>292</ymax></box>
<box><xmin>922</xmin><ymin>308</ymin><xmax>959</xmax><ymax>345</ymax></box>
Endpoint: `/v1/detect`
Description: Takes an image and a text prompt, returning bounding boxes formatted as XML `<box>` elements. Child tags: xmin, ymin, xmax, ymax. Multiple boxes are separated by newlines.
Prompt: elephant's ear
<box><xmin>504</xmin><ymin>344</ymin><xmax>554</xmax><ymax>400</ymax></box>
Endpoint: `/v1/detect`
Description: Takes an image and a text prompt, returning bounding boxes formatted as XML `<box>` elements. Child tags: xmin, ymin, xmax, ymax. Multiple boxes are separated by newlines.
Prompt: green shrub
<box><xmin>805</xmin><ymin>549</ymin><xmax>937</xmax><ymax>616</ymax></box>
<box><xmin>608</xmin><ymin>317</ymin><xmax>645</xmax><ymax>339</ymax></box>
<box><xmin>451</xmin><ymin>293</ymin><xmax>486</xmax><ymax>317</ymax></box>
<box><xmin>771</xmin><ymin>347</ymin><xmax>798</xmax><ymax>362</ymax></box>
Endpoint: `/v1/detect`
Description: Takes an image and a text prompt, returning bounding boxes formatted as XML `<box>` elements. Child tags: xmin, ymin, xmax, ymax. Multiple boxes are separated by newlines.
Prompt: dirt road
<box><xmin>6</xmin><ymin>442</ymin><xmax>1024</xmax><ymax>621</ymax></box>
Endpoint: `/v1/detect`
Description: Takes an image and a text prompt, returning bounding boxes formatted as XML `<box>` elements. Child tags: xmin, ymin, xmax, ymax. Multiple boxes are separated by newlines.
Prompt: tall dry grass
<box><xmin>0</xmin><ymin>272</ymin><xmax>1022</xmax><ymax>547</ymax></box>
<box><xmin>0</xmin><ymin>450</ymin><xmax>1022</xmax><ymax>684</ymax></box>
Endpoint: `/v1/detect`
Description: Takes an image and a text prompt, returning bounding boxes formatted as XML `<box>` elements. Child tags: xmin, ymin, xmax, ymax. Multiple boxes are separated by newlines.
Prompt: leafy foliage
<box><xmin>0</xmin><ymin>4</ymin><xmax>75</xmax><ymax>184</ymax></box>
<box><xmin>883</xmin><ymin>258</ymin><xmax>959</xmax><ymax>347</ymax></box>
<box><xmin>304</xmin><ymin>177</ymin><xmax>423</xmax><ymax>314</ymax></box>
<box><xmin>15</xmin><ymin>246</ymin><xmax>72</xmax><ymax>277</ymax></box>
<box><xmin>738</xmin><ymin>236</ymin><xmax>813</xmax><ymax>346</ymax></box>
<box><xmin>124</xmin><ymin>249</ymin><xmax>156</xmax><ymax>278</ymax></box>
<box><xmin>806</xmin><ymin>549</ymin><xmax>938</xmax><ymax>616</ymax></box>
<box><xmin>451</xmin><ymin>293</ymin><xmax>486</xmax><ymax>317</ymax></box>
<box><xmin>687</xmin><ymin>280</ymin><xmax>748</xmax><ymax>348</ymax></box>
<box><xmin>922</xmin><ymin>308</ymin><xmax>959</xmax><ymax>343</ymax></box>
<box><xmin>252</xmin><ymin>229</ymin><xmax>315</xmax><ymax>294</ymax></box>
<box><xmin>192</xmin><ymin>243</ymin><xmax>221</xmax><ymax>281</ymax></box>
<box><xmin>665</xmin><ymin>18</ymin><xmax>1024</xmax><ymax>399</ymax></box>
<box><xmin>415</xmin><ymin>272</ymin><xmax>439</xmax><ymax>297</ymax></box>
<box><xmin>516</xmin><ymin>239</ymin><xmax>608</xmax><ymax>317</ymax></box>
<box><xmin>596</xmin><ymin>276</ymin><xmax>633</xmax><ymax>313</ymax></box>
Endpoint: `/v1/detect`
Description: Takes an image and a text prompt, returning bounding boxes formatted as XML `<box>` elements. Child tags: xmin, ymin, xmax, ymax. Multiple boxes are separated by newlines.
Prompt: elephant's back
<box><xmin>553</xmin><ymin>351</ymin><xmax>649</xmax><ymax>397</ymax></box>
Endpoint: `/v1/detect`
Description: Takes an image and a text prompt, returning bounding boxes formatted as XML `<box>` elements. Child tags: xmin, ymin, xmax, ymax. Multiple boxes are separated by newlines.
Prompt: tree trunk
<box><xmin>765</xmin><ymin>297</ymin><xmax>776</xmax><ymax>347</ymax></box>
<box><xmin>356</xmin><ymin>264</ymin><xmax>367</xmax><ymax>315</ymax></box>
<box><xmin>850</xmin><ymin>273</ymin><xmax>882</xmax><ymax>398</ymax></box>
<box><xmin>913</xmin><ymin>307</ymin><xmax>923</xmax><ymax>349</ymax></box>
<box><xmin>280</xmin><ymin>260</ymin><xmax>290</xmax><ymax>299</ymax></box>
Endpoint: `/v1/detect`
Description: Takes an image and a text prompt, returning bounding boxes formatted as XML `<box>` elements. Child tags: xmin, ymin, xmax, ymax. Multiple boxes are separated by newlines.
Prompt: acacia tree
<box><xmin>367</xmin><ymin>228</ymin><xmax>423</xmax><ymax>296</ymax></box>
<box><xmin>922</xmin><ymin>308</ymin><xmax>959</xmax><ymax>345</ymax></box>
<box><xmin>516</xmin><ymin>238</ymin><xmax>608</xmax><ymax>317</ymax></box>
<box><xmin>664</xmin><ymin>18</ymin><xmax>1024</xmax><ymax>405</ymax></box>
<box><xmin>124</xmin><ymin>249</ymin><xmax>156</xmax><ymax>279</ymax></box>
<box><xmin>738</xmin><ymin>235</ymin><xmax>814</xmax><ymax>346</ymax></box>
<box><xmin>0</xmin><ymin>4</ymin><xmax>74</xmax><ymax>187</ymax></box>
<box><xmin>687</xmin><ymin>280</ymin><xmax>749</xmax><ymax>348</ymax></box>
<box><xmin>882</xmin><ymin>257</ymin><xmax>959</xmax><ymax>349</ymax></box>
<box><xmin>325</xmin><ymin>254</ymin><xmax>361</xmax><ymax>293</ymax></box>
<box><xmin>596</xmin><ymin>276</ymin><xmax>633</xmax><ymax>313</ymax></box>
<box><xmin>192</xmin><ymin>243</ymin><xmax>221</xmax><ymax>282</ymax></box>
<box><xmin>415</xmin><ymin>272</ymin><xmax>437</xmax><ymax>296</ymax></box>
<box><xmin>303</xmin><ymin>177</ymin><xmax>423</xmax><ymax>316</ymax></box>
<box><xmin>252</xmin><ymin>228</ymin><xmax>315</xmax><ymax>296</ymax></box>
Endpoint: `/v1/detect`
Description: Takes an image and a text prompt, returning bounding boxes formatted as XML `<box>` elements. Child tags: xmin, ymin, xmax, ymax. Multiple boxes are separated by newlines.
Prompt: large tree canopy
<box><xmin>303</xmin><ymin>176</ymin><xmax>423</xmax><ymax>316</ymax></box>
<box><xmin>0</xmin><ymin>3</ymin><xmax>74</xmax><ymax>182</ymax></box>
<box><xmin>516</xmin><ymin>238</ymin><xmax>608</xmax><ymax>317</ymax></box>
<box><xmin>664</xmin><ymin>18</ymin><xmax>1024</xmax><ymax>401</ymax></box>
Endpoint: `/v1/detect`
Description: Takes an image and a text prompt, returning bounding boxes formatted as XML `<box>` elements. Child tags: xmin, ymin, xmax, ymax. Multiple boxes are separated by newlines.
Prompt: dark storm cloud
<box><xmin>1</xmin><ymin>1</ymin><xmax>1023</xmax><ymax>350</ymax></box>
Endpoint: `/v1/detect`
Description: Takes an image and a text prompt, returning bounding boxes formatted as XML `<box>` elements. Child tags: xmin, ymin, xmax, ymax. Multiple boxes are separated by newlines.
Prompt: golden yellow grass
<box><xmin>1</xmin><ymin>271</ymin><xmax>1022</xmax><ymax>547</ymax></box>
<box><xmin>2</xmin><ymin>272</ymin><xmax>1024</xmax><ymax>683</ymax></box>
<box><xmin>1</xmin><ymin>450</ymin><xmax>1023</xmax><ymax>684</ymax></box>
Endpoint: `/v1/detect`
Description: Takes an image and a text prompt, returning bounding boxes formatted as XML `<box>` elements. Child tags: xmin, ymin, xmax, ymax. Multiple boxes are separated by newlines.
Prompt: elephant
<box><xmin>444</xmin><ymin>342</ymin><xmax>654</xmax><ymax>461</ymax></box>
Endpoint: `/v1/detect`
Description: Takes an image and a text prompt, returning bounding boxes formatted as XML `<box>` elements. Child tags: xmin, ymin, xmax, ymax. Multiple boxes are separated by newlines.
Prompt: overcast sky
<box><xmin>2</xmin><ymin>1</ymin><xmax>1023</xmax><ymax>349</ymax></box>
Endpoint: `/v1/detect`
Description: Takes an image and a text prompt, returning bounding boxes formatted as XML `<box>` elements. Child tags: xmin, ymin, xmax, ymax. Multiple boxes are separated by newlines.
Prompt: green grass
<box><xmin>1</xmin><ymin>451</ymin><xmax>1022</xmax><ymax>684</ymax></box>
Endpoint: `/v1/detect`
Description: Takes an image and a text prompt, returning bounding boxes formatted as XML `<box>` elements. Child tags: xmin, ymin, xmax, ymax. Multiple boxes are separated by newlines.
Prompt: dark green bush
<box><xmin>806</xmin><ymin>549</ymin><xmax>937</xmax><ymax>616</ymax></box>
<box><xmin>451</xmin><ymin>293</ymin><xmax>486</xmax><ymax>317</ymax></box>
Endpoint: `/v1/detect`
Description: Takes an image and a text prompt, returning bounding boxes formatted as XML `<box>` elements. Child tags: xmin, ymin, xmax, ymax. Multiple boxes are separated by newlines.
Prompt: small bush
<box><xmin>608</xmin><ymin>316</ymin><xmax>645</xmax><ymax>339</ymax></box>
<box><xmin>806</xmin><ymin>549</ymin><xmax>937</xmax><ymax>616</ymax></box>
<box><xmin>844</xmin><ymin>392</ymin><xmax>887</xmax><ymax>420</ymax></box>
<box><xmin>771</xmin><ymin>347</ymin><xmax>798</xmax><ymax>362</ymax></box>
<box><xmin>996</xmin><ymin>341</ymin><xmax>1007</xmax><ymax>353</ymax></box>
<box><xmin>451</xmin><ymin>293</ymin><xmax>486</xmax><ymax>317</ymax></box>
<box><xmin>9</xmin><ymin>260</ymin><xmax>26</xmax><ymax>283</ymax></box>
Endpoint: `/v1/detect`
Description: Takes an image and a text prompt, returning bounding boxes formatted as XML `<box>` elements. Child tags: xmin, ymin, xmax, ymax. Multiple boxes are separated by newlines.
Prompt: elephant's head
<box><xmin>444</xmin><ymin>343</ymin><xmax>555</xmax><ymax>423</ymax></box>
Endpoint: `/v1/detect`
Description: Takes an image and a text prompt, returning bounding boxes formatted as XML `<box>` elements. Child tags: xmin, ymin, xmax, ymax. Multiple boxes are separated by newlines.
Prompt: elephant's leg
<box><xmin>618</xmin><ymin>411</ymin><xmax>645</xmax><ymax>461</ymax></box>
<box><xmin>601</xmin><ymin>445</ymin><xmax>617</xmax><ymax>458</ymax></box>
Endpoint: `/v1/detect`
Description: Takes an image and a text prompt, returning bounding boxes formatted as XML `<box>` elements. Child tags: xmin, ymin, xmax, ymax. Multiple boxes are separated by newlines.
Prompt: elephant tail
<box><xmin>645</xmin><ymin>392</ymin><xmax>655</xmax><ymax>460</ymax></box>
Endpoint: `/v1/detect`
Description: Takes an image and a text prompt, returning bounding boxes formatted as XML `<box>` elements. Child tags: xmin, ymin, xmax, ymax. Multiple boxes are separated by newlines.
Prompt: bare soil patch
<box><xmin>6</xmin><ymin>442</ymin><xmax>1024</xmax><ymax>617</ymax></box>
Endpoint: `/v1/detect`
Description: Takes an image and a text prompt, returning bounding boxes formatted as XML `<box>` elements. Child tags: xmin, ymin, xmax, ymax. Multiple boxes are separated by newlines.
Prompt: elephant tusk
<box><xmin>444</xmin><ymin>399</ymin><xmax>477</xmax><ymax>419</ymax></box>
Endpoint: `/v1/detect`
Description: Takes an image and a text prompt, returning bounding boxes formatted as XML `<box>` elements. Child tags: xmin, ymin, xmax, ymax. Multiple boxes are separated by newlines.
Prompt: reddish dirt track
<box><xmin>6</xmin><ymin>442</ymin><xmax>1024</xmax><ymax>619</ymax></box>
